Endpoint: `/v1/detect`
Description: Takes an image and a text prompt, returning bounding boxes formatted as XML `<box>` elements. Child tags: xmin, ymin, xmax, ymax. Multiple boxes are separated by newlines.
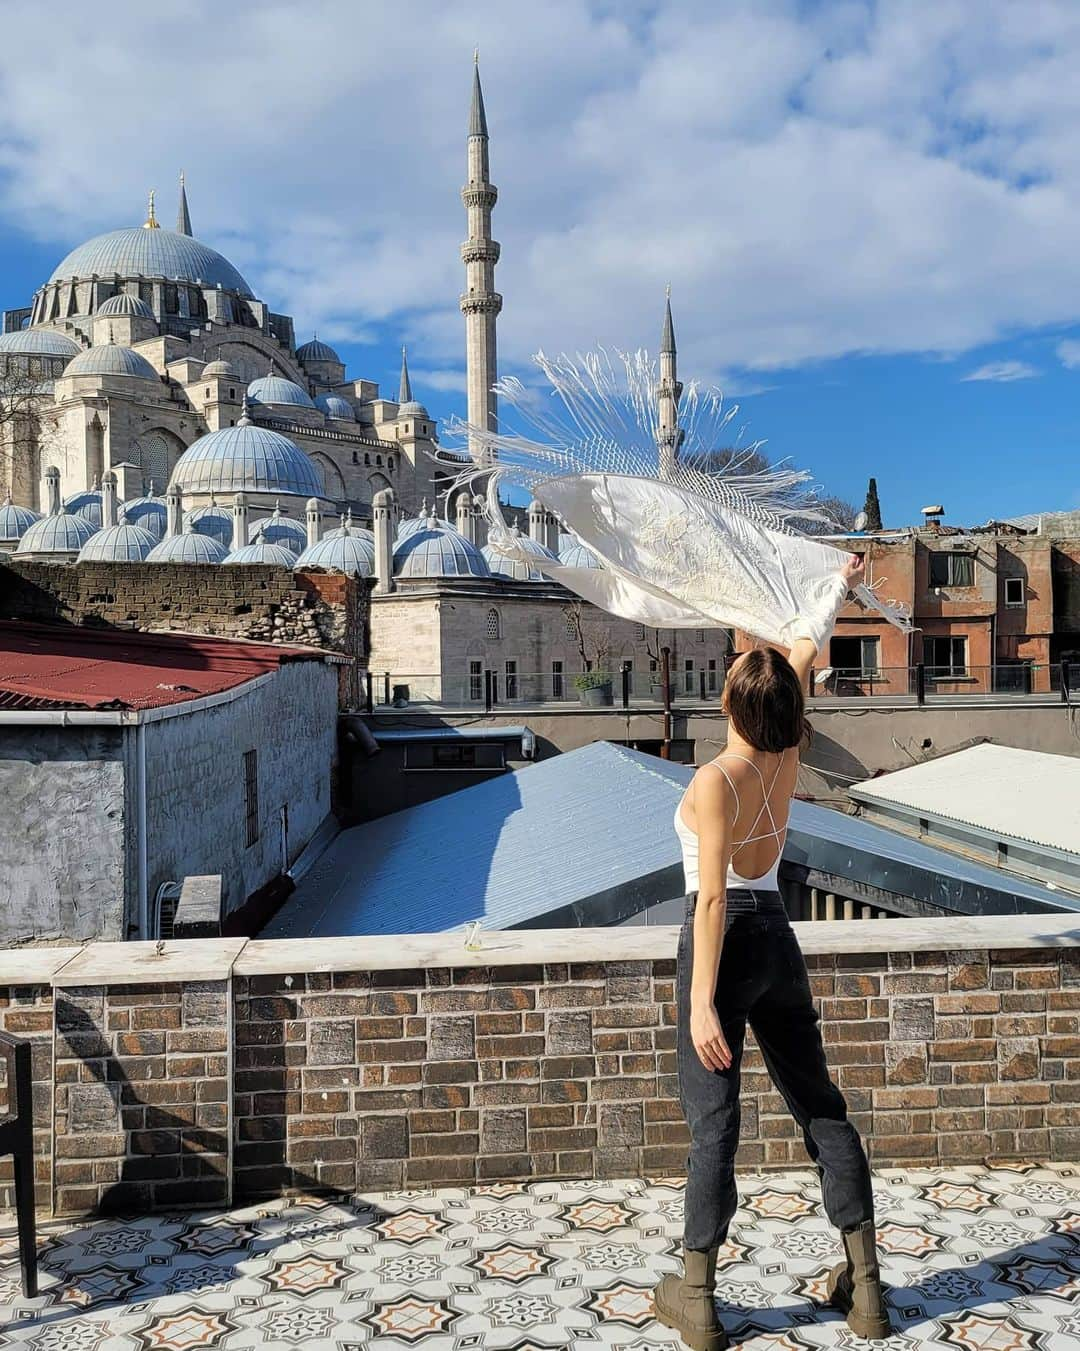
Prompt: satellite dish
<box><xmin>853</xmin><ymin>511</ymin><xmax>868</xmax><ymax>532</ymax></box>
<box><xmin>814</xmin><ymin>667</ymin><xmax>834</xmax><ymax>685</ymax></box>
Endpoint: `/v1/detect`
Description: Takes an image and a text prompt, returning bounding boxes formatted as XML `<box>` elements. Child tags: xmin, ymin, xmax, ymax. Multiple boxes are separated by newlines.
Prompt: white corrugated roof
<box><xmin>849</xmin><ymin>744</ymin><xmax>1080</xmax><ymax>858</ymax></box>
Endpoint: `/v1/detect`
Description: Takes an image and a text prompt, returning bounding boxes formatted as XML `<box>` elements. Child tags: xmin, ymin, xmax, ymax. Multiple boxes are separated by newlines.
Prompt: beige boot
<box><xmin>827</xmin><ymin>1221</ymin><xmax>892</xmax><ymax>1339</ymax></box>
<box><xmin>654</xmin><ymin>1247</ymin><xmax>728</xmax><ymax>1351</ymax></box>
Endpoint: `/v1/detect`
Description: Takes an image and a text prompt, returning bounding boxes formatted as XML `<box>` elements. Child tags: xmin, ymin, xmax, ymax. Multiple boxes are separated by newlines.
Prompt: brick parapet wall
<box><xmin>0</xmin><ymin>983</ymin><xmax>56</xmax><ymax>1211</ymax></box>
<box><xmin>1</xmin><ymin>920</ymin><xmax>1077</xmax><ymax>1216</ymax></box>
<box><xmin>0</xmin><ymin>559</ymin><xmax>369</xmax><ymax>706</ymax></box>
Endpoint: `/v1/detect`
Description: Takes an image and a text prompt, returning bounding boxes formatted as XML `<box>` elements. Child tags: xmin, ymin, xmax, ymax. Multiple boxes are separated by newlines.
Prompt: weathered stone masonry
<box><xmin>1</xmin><ymin>918</ymin><xmax>1077</xmax><ymax>1216</ymax></box>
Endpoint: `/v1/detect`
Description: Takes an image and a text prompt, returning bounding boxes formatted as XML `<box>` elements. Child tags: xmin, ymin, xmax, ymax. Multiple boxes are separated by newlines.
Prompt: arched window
<box><xmin>128</xmin><ymin>428</ymin><xmax>185</xmax><ymax>494</ymax></box>
<box><xmin>486</xmin><ymin>608</ymin><xmax>500</xmax><ymax>639</ymax></box>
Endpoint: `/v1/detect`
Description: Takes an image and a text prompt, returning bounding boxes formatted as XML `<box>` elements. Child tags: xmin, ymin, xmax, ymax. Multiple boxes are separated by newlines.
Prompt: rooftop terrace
<box><xmin>3</xmin><ymin>1164</ymin><xmax>1077</xmax><ymax>1347</ymax></box>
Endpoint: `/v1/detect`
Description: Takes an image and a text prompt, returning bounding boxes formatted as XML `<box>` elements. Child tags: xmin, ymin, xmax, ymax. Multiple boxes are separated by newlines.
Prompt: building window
<box><xmin>229</xmin><ymin>387</ymin><xmax>235</xmax><ymax>399</ymax></box>
<box><xmin>433</xmin><ymin>743</ymin><xmax>478</xmax><ymax>767</ymax></box>
<box><xmin>505</xmin><ymin>660</ymin><xmax>518</xmax><ymax>700</ymax></box>
<box><xmin>707</xmin><ymin>658</ymin><xmax>718</xmax><ymax>693</ymax></box>
<box><xmin>376</xmin><ymin>455</ymin><xmax>383</xmax><ymax>467</ymax></box>
<box><xmin>468</xmin><ymin>660</ymin><xmax>483</xmax><ymax>701</ymax></box>
<box><xmin>695</xmin><ymin>629</ymin><xmax>704</xmax><ymax>643</ymax></box>
<box><xmin>243</xmin><ymin>750</ymin><xmax>259</xmax><ymax>847</ymax></box>
<box><xmin>623</xmin><ymin>659</ymin><xmax>634</xmax><ymax>694</ymax></box>
<box><xmin>352</xmin><ymin>451</ymin><xmax>358</xmax><ymax>464</ymax></box>
<box><xmin>830</xmin><ymin>636</ymin><xmax>880</xmax><ymax>677</ymax></box>
<box><xmin>929</xmin><ymin>551</ymin><xmax>975</xmax><ymax>588</ymax></box>
<box><xmin>924</xmin><ymin>635</ymin><xmax>968</xmax><ymax>678</ymax></box>
<box><xmin>551</xmin><ymin>659</ymin><xmax>564</xmax><ymax>699</ymax></box>
<box><xmin>636</xmin><ymin>623</ymin><xmax>646</xmax><ymax>641</ymax></box>
<box><xmin>684</xmin><ymin>658</ymin><xmax>695</xmax><ymax>694</ymax></box>
<box><xmin>564</xmin><ymin>613</ymin><xmax>578</xmax><ymax>641</ymax></box>
<box><xmin>365</xmin><ymin>453</ymin><xmax>371</xmax><ymax>466</ymax></box>
<box><xmin>205</xmin><ymin>387</ymin><xmax>211</xmax><ymax>398</ymax></box>
<box><xmin>486</xmin><ymin>608</ymin><xmax>500</xmax><ymax>639</ymax></box>
<box><xmin>1004</xmin><ymin>577</ymin><xmax>1025</xmax><ymax>607</ymax></box>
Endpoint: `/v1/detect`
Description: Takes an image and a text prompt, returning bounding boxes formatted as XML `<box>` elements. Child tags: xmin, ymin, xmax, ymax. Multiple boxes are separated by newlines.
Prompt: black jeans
<box><xmin>677</xmin><ymin>889</ymin><xmax>874</xmax><ymax>1252</ymax></box>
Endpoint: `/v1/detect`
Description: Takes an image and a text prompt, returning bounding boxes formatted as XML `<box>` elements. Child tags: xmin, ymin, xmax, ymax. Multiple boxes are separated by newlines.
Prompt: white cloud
<box><xmin>412</xmin><ymin>368</ymin><xmax>467</xmax><ymax>394</ymax></box>
<box><xmin>1057</xmin><ymin>339</ymin><xmax>1080</xmax><ymax>368</ymax></box>
<box><xmin>4</xmin><ymin>1</ymin><xmax>1080</xmax><ymax>381</ymax></box>
<box><xmin>961</xmin><ymin>360</ymin><xmax>1040</xmax><ymax>382</ymax></box>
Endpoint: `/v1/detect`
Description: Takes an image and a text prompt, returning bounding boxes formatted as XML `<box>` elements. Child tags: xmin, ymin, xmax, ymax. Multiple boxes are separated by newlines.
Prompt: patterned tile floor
<box><xmin>1</xmin><ymin>1163</ymin><xmax>1078</xmax><ymax>1348</ymax></box>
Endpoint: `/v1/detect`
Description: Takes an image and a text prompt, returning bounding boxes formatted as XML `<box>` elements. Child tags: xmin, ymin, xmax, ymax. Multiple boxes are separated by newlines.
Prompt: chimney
<box><xmin>456</xmin><ymin>492</ymin><xmax>476</xmax><ymax>544</ymax></box>
<box><xmin>101</xmin><ymin>470</ymin><xmax>118</xmax><ymax>528</ymax></box>
<box><xmin>232</xmin><ymin>492</ymin><xmax>249</xmax><ymax>550</ymax></box>
<box><xmin>165</xmin><ymin>486</ymin><xmax>183</xmax><ymax>538</ymax></box>
<box><xmin>373</xmin><ymin>487</ymin><xmax>396</xmax><ymax>594</ymax></box>
<box><xmin>306</xmin><ymin>497</ymin><xmax>321</xmax><ymax>548</ymax></box>
<box><xmin>472</xmin><ymin>493</ymin><xmax>488</xmax><ymax>548</ymax></box>
<box><xmin>43</xmin><ymin>466</ymin><xmax>61</xmax><ymax>515</ymax></box>
<box><xmin>921</xmin><ymin>504</ymin><xmax>945</xmax><ymax>534</ymax></box>
<box><xmin>528</xmin><ymin>499</ymin><xmax>545</xmax><ymax>544</ymax></box>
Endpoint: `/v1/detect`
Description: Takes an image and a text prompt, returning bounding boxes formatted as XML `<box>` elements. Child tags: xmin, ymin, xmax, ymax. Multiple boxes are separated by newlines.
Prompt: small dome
<box><xmin>224</xmin><ymin>537</ymin><xmax>299</xmax><ymax>566</ymax></box>
<box><xmin>0</xmin><ymin>496</ymin><xmax>43</xmax><ymax>544</ymax></box>
<box><xmin>398</xmin><ymin>399</ymin><xmax>429</xmax><ymax>419</ymax></box>
<box><xmin>395</xmin><ymin>504</ymin><xmax>433</xmax><ymax>541</ymax></box>
<box><xmin>560</xmin><ymin>539</ymin><xmax>602</xmax><ymax>569</ymax></box>
<box><xmin>48</xmin><ymin>227</ymin><xmax>253</xmax><ymax>297</ymax></box>
<box><xmin>295</xmin><ymin>528</ymin><xmax>375</xmax><ymax>577</ymax></box>
<box><xmin>14</xmin><ymin>508</ymin><xmax>98</xmax><ymax>557</ymax></box>
<box><xmin>63</xmin><ymin>488</ymin><xmax>104</xmax><ymax>528</ymax></box>
<box><xmin>315</xmin><ymin>393</ymin><xmax>355</xmax><ymax>421</ymax></box>
<box><xmin>118</xmin><ymin>492</ymin><xmax>167</xmax><ymax>541</ymax></box>
<box><xmin>184</xmin><ymin>501</ymin><xmax>233</xmax><ymax>546</ymax></box>
<box><xmin>169</xmin><ymin>422</ymin><xmax>323</xmax><ymax>498</ymax></box>
<box><xmin>483</xmin><ymin>534</ymin><xmax>558</xmax><ymax>582</ymax></box>
<box><xmin>297</xmin><ymin>337</ymin><xmax>341</xmax><ymax>365</ymax></box>
<box><xmin>146</xmin><ymin>528</ymin><xmax>229</xmax><ymax>564</ymax></box>
<box><xmin>0</xmin><ymin>328</ymin><xmax>81</xmax><ymax>359</ymax></box>
<box><xmin>201</xmin><ymin>357</ymin><xmax>236</xmax><ymax>377</ymax></box>
<box><xmin>65</xmin><ymin>344</ymin><xmax>160</xmax><ymax>381</ymax></box>
<box><xmin>256</xmin><ymin>505</ymin><xmax>307</xmax><ymax>552</ymax></box>
<box><xmin>247</xmin><ymin>375</ymin><xmax>315</xmax><ymax>409</ymax></box>
<box><xmin>393</xmin><ymin>523</ymin><xmax>490</xmax><ymax>579</ymax></box>
<box><xmin>96</xmin><ymin>293</ymin><xmax>154</xmax><ymax>319</ymax></box>
<box><xmin>78</xmin><ymin>521</ymin><xmax>156</xmax><ymax>563</ymax></box>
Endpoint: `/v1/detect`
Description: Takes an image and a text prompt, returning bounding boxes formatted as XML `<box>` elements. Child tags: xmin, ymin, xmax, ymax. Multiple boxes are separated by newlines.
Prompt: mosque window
<box><xmin>139</xmin><ymin>282</ymin><xmax>153</xmax><ymax>304</ymax></box>
<box><xmin>551</xmin><ymin>660</ymin><xmax>564</xmax><ymax>699</ymax></box>
<box><xmin>505</xmin><ymin>661</ymin><xmax>518</xmax><ymax>700</ymax></box>
<box><xmin>165</xmin><ymin>285</ymin><xmax>179</xmax><ymax>313</ymax></box>
<box><xmin>388</xmin><ymin>457</ymin><xmax>395</xmax><ymax>471</ymax></box>
<box><xmin>205</xmin><ymin>387</ymin><xmax>210</xmax><ymax>399</ymax></box>
<box><xmin>376</xmin><ymin>455</ymin><xmax>383</xmax><ymax>467</ymax></box>
<box><xmin>564</xmin><ymin>613</ymin><xmax>577</xmax><ymax>642</ymax></box>
<box><xmin>365</xmin><ymin>453</ymin><xmax>370</xmax><ymax>466</ymax></box>
<box><xmin>486</xmin><ymin>608</ymin><xmax>500</xmax><ymax>639</ymax></box>
<box><xmin>352</xmin><ymin>452</ymin><xmax>358</xmax><ymax>464</ymax></box>
<box><xmin>469</xmin><ymin>660</ymin><xmax>483</xmax><ymax>701</ymax></box>
<box><xmin>229</xmin><ymin>388</ymin><xmax>235</xmax><ymax>399</ymax></box>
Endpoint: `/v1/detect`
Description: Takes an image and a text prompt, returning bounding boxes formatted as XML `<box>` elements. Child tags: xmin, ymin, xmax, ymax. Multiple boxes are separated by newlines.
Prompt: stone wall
<box><xmin>2</xmin><ymin>917</ymin><xmax>1077</xmax><ymax>1217</ymax></box>
<box><xmin>0</xmin><ymin>559</ymin><xmax>369</xmax><ymax>707</ymax></box>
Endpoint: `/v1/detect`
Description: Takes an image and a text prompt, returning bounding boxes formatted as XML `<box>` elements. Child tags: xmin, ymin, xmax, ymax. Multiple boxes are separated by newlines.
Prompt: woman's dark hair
<box><xmin>723</xmin><ymin>647</ymin><xmax>810</xmax><ymax>752</ymax></box>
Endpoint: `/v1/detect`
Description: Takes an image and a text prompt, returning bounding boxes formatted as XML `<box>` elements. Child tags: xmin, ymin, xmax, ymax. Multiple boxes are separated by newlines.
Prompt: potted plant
<box><xmin>574</xmin><ymin>669</ymin><xmax>613</xmax><ymax>706</ymax></box>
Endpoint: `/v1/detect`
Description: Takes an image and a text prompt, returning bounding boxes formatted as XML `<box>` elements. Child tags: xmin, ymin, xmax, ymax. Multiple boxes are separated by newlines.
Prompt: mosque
<box><xmin>0</xmin><ymin>63</ymin><xmax>731</xmax><ymax>704</ymax></box>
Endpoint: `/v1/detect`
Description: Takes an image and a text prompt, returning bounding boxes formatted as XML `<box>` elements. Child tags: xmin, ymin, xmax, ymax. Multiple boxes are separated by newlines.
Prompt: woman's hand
<box><xmin>841</xmin><ymin>552</ymin><xmax>865</xmax><ymax>592</ymax></box>
<box><xmin>691</xmin><ymin>1002</ymin><xmax>732</xmax><ymax>1073</ymax></box>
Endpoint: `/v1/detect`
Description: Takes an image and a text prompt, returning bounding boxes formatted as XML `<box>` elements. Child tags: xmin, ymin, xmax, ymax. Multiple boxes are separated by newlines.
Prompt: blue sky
<box><xmin>3</xmin><ymin>0</ymin><xmax>1080</xmax><ymax>526</ymax></box>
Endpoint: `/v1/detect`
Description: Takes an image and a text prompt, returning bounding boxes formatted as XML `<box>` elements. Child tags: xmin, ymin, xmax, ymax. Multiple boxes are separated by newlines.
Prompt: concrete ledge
<box><xmin>0</xmin><ymin>914</ymin><xmax>1073</xmax><ymax>987</ymax></box>
<box><xmin>0</xmin><ymin>947</ymin><xmax>82</xmax><ymax>986</ymax></box>
<box><xmin>52</xmin><ymin>938</ymin><xmax>248</xmax><ymax>987</ymax></box>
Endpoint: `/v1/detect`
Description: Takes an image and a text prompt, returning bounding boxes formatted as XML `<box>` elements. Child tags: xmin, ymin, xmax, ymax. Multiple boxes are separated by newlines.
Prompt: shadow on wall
<box><xmin>800</xmin><ymin>727</ymin><xmax>869</xmax><ymax>795</ymax></box>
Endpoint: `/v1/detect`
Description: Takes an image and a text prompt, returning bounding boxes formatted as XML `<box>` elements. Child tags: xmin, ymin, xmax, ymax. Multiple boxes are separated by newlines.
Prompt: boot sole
<box><xmin>653</xmin><ymin>1292</ymin><xmax>729</xmax><ymax>1351</ymax></box>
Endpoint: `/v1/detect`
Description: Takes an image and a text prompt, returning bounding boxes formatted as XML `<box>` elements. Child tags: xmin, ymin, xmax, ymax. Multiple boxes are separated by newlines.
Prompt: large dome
<box><xmin>296</xmin><ymin>337</ymin><xmax>341</xmax><ymax>364</ymax></box>
<box><xmin>48</xmin><ymin>227</ymin><xmax>253</xmax><ymax>297</ymax></box>
<box><xmin>0</xmin><ymin>329</ymin><xmax>81</xmax><ymax>358</ymax></box>
<box><xmin>168</xmin><ymin>422</ymin><xmax>324</xmax><ymax>498</ymax></box>
<box><xmin>0</xmin><ymin>496</ymin><xmax>43</xmax><ymax>543</ymax></box>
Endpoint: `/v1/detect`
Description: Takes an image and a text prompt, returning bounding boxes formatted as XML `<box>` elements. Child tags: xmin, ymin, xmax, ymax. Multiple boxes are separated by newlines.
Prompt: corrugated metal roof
<box><xmin>0</xmin><ymin>622</ymin><xmax>325</xmax><ymax>712</ymax></box>
<box><xmin>265</xmin><ymin>742</ymin><xmax>1072</xmax><ymax>940</ymax></box>
<box><xmin>372</xmin><ymin>726</ymin><xmax>530</xmax><ymax>743</ymax></box>
<box><xmin>849</xmin><ymin>744</ymin><xmax>1080</xmax><ymax>859</ymax></box>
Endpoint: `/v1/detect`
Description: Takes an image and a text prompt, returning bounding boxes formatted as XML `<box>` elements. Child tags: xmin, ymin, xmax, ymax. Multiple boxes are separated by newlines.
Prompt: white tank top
<box><xmin>674</xmin><ymin>753</ymin><xmax>788</xmax><ymax>893</ymax></box>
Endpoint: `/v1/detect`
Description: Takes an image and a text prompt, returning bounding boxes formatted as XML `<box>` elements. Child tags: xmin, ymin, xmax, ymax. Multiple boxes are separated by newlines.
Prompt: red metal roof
<box><xmin>0</xmin><ymin>622</ymin><xmax>326</xmax><ymax>712</ymax></box>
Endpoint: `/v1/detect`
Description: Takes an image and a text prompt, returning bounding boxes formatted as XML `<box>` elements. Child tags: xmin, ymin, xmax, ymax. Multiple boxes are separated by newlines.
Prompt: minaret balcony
<box><xmin>459</xmin><ymin>292</ymin><xmax>504</xmax><ymax>316</ymax></box>
<box><xmin>460</xmin><ymin>239</ymin><xmax>502</xmax><ymax>265</ymax></box>
<box><xmin>460</xmin><ymin>184</ymin><xmax>498</xmax><ymax>209</ymax></box>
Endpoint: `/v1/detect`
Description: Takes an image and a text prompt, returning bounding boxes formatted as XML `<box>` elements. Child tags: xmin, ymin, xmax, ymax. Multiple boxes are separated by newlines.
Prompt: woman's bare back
<box><xmin>678</xmin><ymin>746</ymin><xmax>799</xmax><ymax>881</ymax></box>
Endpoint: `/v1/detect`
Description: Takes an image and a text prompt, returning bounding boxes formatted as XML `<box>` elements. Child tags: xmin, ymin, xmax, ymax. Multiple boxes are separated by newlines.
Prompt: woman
<box><xmin>653</xmin><ymin>555</ymin><xmax>891</xmax><ymax>1351</ymax></box>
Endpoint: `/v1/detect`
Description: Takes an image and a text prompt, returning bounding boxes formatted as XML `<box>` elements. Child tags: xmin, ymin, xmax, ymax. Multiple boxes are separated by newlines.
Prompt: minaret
<box><xmin>399</xmin><ymin>345</ymin><xmax>413</xmax><ymax>404</ymax></box>
<box><xmin>460</xmin><ymin>54</ymin><xmax>501</xmax><ymax>463</ymax></box>
<box><xmin>657</xmin><ymin>288</ymin><xmax>684</xmax><ymax>479</ymax></box>
<box><xmin>177</xmin><ymin>172</ymin><xmax>192</xmax><ymax>236</ymax></box>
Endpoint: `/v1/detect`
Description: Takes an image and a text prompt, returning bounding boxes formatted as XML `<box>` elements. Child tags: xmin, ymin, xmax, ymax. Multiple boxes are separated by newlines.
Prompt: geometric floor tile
<box><xmin>1</xmin><ymin>1163</ymin><xmax>1078</xmax><ymax>1349</ymax></box>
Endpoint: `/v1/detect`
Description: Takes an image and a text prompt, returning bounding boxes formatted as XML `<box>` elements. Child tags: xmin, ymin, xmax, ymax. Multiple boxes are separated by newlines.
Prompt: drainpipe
<box><xmin>135</xmin><ymin>721</ymin><xmax>149</xmax><ymax>939</ymax></box>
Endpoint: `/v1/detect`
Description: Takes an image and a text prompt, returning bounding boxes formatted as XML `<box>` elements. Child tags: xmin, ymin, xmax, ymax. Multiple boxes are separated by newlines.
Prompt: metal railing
<box><xmin>0</xmin><ymin>1030</ymin><xmax>38</xmax><ymax>1297</ymax></box>
<box><xmin>364</xmin><ymin>661</ymin><xmax>1079</xmax><ymax>711</ymax></box>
